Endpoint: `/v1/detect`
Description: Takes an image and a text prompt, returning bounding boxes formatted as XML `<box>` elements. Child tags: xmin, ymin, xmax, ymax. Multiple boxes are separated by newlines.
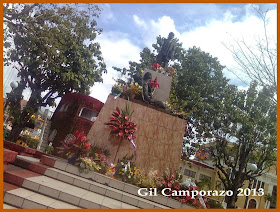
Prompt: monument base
<box><xmin>87</xmin><ymin>95</ymin><xmax>185</xmax><ymax>174</ymax></box>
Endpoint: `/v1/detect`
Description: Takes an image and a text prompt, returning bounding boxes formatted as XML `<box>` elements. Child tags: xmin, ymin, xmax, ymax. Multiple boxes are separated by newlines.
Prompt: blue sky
<box><xmin>3</xmin><ymin>3</ymin><xmax>277</xmax><ymax>109</ymax></box>
<box><xmin>86</xmin><ymin>3</ymin><xmax>277</xmax><ymax>103</ymax></box>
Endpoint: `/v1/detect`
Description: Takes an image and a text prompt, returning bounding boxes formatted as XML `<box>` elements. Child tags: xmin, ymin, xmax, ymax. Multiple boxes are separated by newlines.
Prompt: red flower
<box><xmin>80</xmin><ymin>136</ymin><xmax>87</xmax><ymax>142</ymax></box>
<box><xmin>167</xmin><ymin>68</ymin><xmax>170</xmax><ymax>72</ymax></box>
<box><xmin>110</xmin><ymin>116</ymin><xmax>116</xmax><ymax>121</ymax></box>
<box><xmin>149</xmin><ymin>79</ymin><xmax>154</xmax><ymax>88</ymax></box>
<box><xmin>154</xmin><ymin>77</ymin><xmax>160</xmax><ymax>88</ymax></box>
<box><xmin>150</xmin><ymin>77</ymin><xmax>160</xmax><ymax>88</ymax></box>
<box><xmin>125</xmin><ymin>116</ymin><xmax>129</xmax><ymax>120</ymax></box>
<box><xmin>118</xmin><ymin>131</ymin><xmax>124</xmax><ymax>137</ymax></box>
<box><xmin>128</xmin><ymin>134</ymin><xmax>136</xmax><ymax>140</ymax></box>
<box><xmin>84</xmin><ymin>143</ymin><xmax>91</xmax><ymax>149</ymax></box>
<box><xmin>152</xmin><ymin>63</ymin><xmax>161</xmax><ymax>69</ymax></box>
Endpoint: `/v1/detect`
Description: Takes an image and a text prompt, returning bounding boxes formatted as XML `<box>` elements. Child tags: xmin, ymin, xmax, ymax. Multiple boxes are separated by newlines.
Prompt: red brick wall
<box><xmin>50</xmin><ymin>93</ymin><xmax>104</xmax><ymax>147</ymax></box>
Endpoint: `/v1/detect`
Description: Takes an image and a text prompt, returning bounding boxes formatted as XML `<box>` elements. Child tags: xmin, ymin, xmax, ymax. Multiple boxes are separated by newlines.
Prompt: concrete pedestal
<box><xmin>87</xmin><ymin>95</ymin><xmax>185</xmax><ymax>173</ymax></box>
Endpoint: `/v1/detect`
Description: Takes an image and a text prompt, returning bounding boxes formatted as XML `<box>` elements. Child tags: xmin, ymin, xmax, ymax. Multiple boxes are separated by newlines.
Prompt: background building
<box><xmin>48</xmin><ymin>93</ymin><xmax>104</xmax><ymax>148</ymax></box>
<box><xmin>179</xmin><ymin>154</ymin><xmax>277</xmax><ymax>209</ymax></box>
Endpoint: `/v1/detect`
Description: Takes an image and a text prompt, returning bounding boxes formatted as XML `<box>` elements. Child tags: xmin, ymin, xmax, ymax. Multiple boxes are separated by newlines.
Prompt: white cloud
<box><xmin>133</xmin><ymin>15</ymin><xmax>147</xmax><ymax>30</ymax></box>
<box><xmin>179</xmin><ymin>8</ymin><xmax>277</xmax><ymax>87</ymax></box>
<box><xmin>99</xmin><ymin>4</ymin><xmax>114</xmax><ymax>23</ymax></box>
<box><xmin>92</xmin><ymin>7</ymin><xmax>276</xmax><ymax>102</ymax></box>
<box><xmin>90</xmin><ymin>32</ymin><xmax>142</xmax><ymax>102</ymax></box>
<box><xmin>133</xmin><ymin>15</ymin><xmax>179</xmax><ymax>48</ymax></box>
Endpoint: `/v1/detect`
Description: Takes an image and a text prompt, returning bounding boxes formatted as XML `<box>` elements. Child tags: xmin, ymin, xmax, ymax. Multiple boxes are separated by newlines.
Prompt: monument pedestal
<box><xmin>87</xmin><ymin>95</ymin><xmax>185</xmax><ymax>173</ymax></box>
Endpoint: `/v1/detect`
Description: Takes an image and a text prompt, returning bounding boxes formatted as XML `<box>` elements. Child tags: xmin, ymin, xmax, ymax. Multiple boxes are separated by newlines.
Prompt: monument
<box><xmin>87</xmin><ymin>32</ymin><xmax>185</xmax><ymax>174</ymax></box>
<box><xmin>156</xmin><ymin>32</ymin><xmax>176</xmax><ymax>68</ymax></box>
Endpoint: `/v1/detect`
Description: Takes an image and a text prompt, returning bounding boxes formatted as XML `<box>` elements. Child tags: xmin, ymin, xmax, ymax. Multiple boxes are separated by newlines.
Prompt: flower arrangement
<box><xmin>149</xmin><ymin>76</ymin><xmax>160</xmax><ymax>95</ymax></box>
<box><xmin>16</xmin><ymin>139</ymin><xmax>28</xmax><ymax>147</ymax></box>
<box><xmin>56</xmin><ymin>130</ymin><xmax>91</xmax><ymax>160</ymax></box>
<box><xmin>75</xmin><ymin>157</ymin><xmax>101</xmax><ymax>173</ymax></box>
<box><xmin>151</xmin><ymin>63</ymin><xmax>176</xmax><ymax>76</ymax></box>
<box><xmin>158</xmin><ymin>168</ymin><xmax>183</xmax><ymax>196</ymax></box>
<box><xmin>114</xmin><ymin>155</ymin><xmax>137</xmax><ymax>183</ymax></box>
<box><xmin>134</xmin><ymin>168</ymin><xmax>163</xmax><ymax>188</ymax></box>
<box><xmin>89</xmin><ymin>148</ymin><xmax>111</xmax><ymax>174</ymax></box>
<box><xmin>111</xmin><ymin>82</ymin><xmax>142</xmax><ymax>99</ymax></box>
<box><xmin>111</xmin><ymin>84</ymin><xmax>124</xmax><ymax>96</ymax></box>
<box><xmin>105</xmin><ymin>104</ymin><xmax>137</xmax><ymax>140</ymax></box>
<box><xmin>105</xmin><ymin>164</ymin><xmax>116</xmax><ymax>178</ymax></box>
<box><xmin>105</xmin><ymin>103</ymin><xmax>137</xmax><ymax>162</ymax></box>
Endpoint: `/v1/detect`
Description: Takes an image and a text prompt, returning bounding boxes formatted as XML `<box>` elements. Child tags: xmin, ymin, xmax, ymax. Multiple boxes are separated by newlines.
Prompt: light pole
<box><xmin>244</xmin><ymin>163</ymin><xmax>258</xmax><ymax>209</ymax></box>
<box><xmin>37</xmin><ymin>109</ymin><xmax>49</xmax><ymax>151</ymax></box>
<box><xmin>4</xmin><ymin>81</ymin><xmax>18</xmax><ymax>112</ymax></box>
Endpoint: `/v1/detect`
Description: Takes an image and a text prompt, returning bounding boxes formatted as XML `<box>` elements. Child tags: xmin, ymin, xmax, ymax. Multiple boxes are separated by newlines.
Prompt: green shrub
<box><xmin>45</xmin><ymin>145</ymin><xmax>54</xmax><ymax>155</ymax></box>
<box><xmin>207</xmin><ymin>199</ymin><xmax>224</xmax><ymax>208</ymax></box>
<box><xmin>21</xmin><ymin>135</ymin><xmax>39</xmax><ymax>149</ymax></box>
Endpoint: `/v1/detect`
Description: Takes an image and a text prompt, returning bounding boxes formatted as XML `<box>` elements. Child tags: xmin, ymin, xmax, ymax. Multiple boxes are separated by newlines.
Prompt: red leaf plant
<box><xmin>56</xmin><ymin>130</ymin><xmax>91</xmax><ymax>159</ymax></box>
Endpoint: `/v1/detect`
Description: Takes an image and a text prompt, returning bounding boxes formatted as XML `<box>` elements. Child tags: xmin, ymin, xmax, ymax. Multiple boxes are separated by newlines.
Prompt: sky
<box><xmin>3</xmin><ymin>3</ymin><xmax>277</xmax><ymax>111</ymax></box>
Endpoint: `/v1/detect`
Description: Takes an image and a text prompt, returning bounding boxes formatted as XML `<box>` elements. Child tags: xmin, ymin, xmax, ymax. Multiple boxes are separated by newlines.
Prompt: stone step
<box><xmin>4</xmin><ymin>165</ymin><xmax>138</xmax><ymax>209</ymax></box>
<box><xmin>4</xmin><ymin>187</ymin><xmax>80</xmax><ymax>209</ymax></box>
<box><xmin>12</xmin><ymin>155</ymin><xmax>172</xmax><ymax>209</ymax></box>
<box><xmin>39</xmin><ymin>155</ymin><xmax>192</xmax><ymax>209</ymax></box>
<box><xmin>3</xmin><ymin>203</ymin><xmax>18</xmax><ymax>209</ymax></box>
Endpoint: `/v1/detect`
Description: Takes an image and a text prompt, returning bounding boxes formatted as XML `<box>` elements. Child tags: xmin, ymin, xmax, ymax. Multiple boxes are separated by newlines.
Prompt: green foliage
<box><xmin>114</xmin><ymin>155</ymin><xmax>137</xmax><ymax>183</ymax></box>
<box><xmin>113</xmin><ymin>34</ymin><xmax>184</xmax><ymax>86</ymax></box>
<box><xmin>207</xmin><ymin>199</ymin><xmax>224</xmax><ymax>209</ymax></box>
<box><xmin>21</xmin><ymin>134</ymin><xmax>39</xmax><ymax>149</ymax></box>
<box><xmin>75</xmin><ymin>157</ymin><xmax>101</xmax><ymax>174</ymax></box>
<box><xmin>265</xmin><ymin>193</ymin><xmax>276</xmax><ymax>204</ymax></box>
<box><xmin>88</xmin><ymin>145</ymin><xmax>111</xmax><ymax>174</ymax></box>
<box><xmin>44</xmin><ymin>145</ymin><xmax>54</xmax><ymax>155</ymax></box>
<box><xmin>134</xmin><ymin>169</ymin><xmax>163</xmax><ymax>188</ymax></box>
<box><xmin>89</xmin><ymin>144</ymin><xmax>110</xmax><ymax>157</ymax></box>
<box><xmin>196</xmin><ymin>177</ymin><xmax>211</xmax><ymax>190</ymax></box>
<box><xmin>113</xmin><ymin>33</ymin><xmax>276</xmax><ymax>208</ymax></box>
<box><xmin>56</xmin><ymin>130</ymin><xmax>91</xmax><ymax>159</ymax></box>
<box><xmin>4</xmin><ymin>3</ymin><xmax>106</xmax><ymax>141</ymax></box>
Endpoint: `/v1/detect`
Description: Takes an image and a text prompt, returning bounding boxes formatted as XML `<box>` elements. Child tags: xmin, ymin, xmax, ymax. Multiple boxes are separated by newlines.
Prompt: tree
<box><xmin>223</xmin><ymin>6</ymin><xmax>277</xmax><ymax>103</ymax></box>
<box><xmin>113</xmin><ymin>34</ymin><xmax>185</xmax><ymax>86</ymax></box>
<box><xmin>4</xmin><ymin>3</ymin><xmax>107</xmax><ymax>141</ymax></box>
<box><xmin>114</xmin><ymin>34</ymin><xmax>276</xmax><ymax>208</ymax></box>
<box><xmin>209</xmin><ymin>81</ymin><xmax>276</xmax><ymax>208</ymax></box>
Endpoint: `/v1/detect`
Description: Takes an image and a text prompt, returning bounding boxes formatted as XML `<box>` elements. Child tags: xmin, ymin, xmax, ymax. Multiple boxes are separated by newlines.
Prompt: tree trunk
<box><xmin>227</xmin><ymin>196</ymin><xmax>236</xmax><ymax>208</ymax></box>
<box><xmin>7</xmin><ymin>88</ymin><xmax>40</xmax><ymax>142</ymax></box>
<box><xmin>7</xmin><ymin>124</ymin><xmax>24</xmax><ymax>142</ymax></box>
<box><xmin>226</xmin><ymin>188</ymin><xmax>239</xmax><ymax>209</ymax></box>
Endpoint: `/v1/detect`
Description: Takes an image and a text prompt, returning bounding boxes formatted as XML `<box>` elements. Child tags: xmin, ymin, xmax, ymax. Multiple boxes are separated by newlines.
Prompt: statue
<box><xmin>156</xmin><ymin>32</ymin><xmax>176</xmax><ymax>68</ymax></box>
<box><xmin>142</xmin><ymin>72</ymin><xmax>166</xmax><ymax>109</ymax></box>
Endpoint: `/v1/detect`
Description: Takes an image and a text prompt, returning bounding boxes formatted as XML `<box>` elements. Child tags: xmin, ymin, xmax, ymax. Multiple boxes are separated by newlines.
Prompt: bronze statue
<box><xmin>156</xmin><ymin>32</ymin><xmax>176</xmax><ymax>68</ymax></box>
<box><xmin>142</xmin><ymin>72</ymin><xmax>165</xmax><ymax>109</ymax></box>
